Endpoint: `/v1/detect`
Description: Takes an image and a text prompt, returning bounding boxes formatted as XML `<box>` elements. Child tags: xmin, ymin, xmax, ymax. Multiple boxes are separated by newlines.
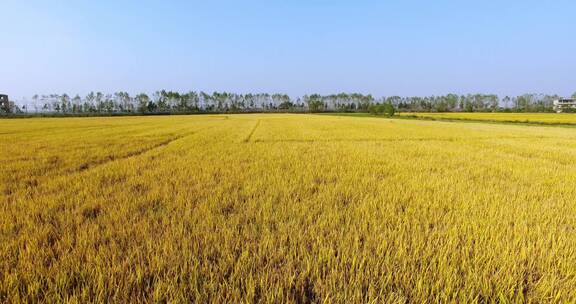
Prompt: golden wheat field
<box><xmin>399</xmin><ymin>112</ymin><xmax>576</xmax><ymax>124</ymax></box>
<box><xmin>2</xmin><ymin>114</ymin><xmax>576</xmax><ymax>303</ymax></box>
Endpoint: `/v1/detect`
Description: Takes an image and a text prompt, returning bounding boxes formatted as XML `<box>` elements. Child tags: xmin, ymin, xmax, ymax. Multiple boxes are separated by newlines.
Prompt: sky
<box><xmin>1</xmin><ymin>0</ymin><xmax>575</xmax><ymax>100</ymax></box>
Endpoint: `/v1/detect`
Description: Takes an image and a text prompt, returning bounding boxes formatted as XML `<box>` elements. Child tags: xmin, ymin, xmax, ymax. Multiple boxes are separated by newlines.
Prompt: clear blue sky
<box><xmin>2</xmin><ymin>0</ymin><xmax>575</xmax><ymax>99</ymax></box>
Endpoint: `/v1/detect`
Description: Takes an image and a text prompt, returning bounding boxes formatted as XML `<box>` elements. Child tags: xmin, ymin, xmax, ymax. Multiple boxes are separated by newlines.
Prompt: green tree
<box><xmin>135</xmin><ymin>93</ymin><xmax>150</xmax><ymax>113</ymax></box>
<box><xmin>72</xmin><ymin>94</ymin><xmax>82</xmax><ymax>113</ymax></box>
<box><xmin>305</xmin><ymin>94</ymin><xmax>324</xmax><ymax>112</ymax></box>
<box><xmin>60</xmin><ymin>94</ymin><xmax>70</xmax><ymax>113</ymax></box>
<box><xmin>369</xmin><ymin>103</ymin><xmax>395</xmax><ymax>116</ymax></box>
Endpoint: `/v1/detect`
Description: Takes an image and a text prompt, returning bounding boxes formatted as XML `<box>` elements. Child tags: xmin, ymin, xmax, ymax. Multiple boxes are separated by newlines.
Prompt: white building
<box><xmin>553</xmin><ymin>98</ymin><xmax>576</xmax><ymax>113</ymax></box>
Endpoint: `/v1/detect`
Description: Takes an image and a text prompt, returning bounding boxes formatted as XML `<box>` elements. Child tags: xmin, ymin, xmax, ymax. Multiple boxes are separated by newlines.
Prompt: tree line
<box><xmin>6</xmin><ymin>91</ymin><xmax>576</xmax><ymax>115</ymax></box>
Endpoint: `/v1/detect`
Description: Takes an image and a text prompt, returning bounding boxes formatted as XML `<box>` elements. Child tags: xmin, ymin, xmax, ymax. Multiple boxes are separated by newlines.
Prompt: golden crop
<box><xmin>400</xmin><ymin>112</ymin><xmax>576</xmax><ymax>124</ymax></box>
<box><xmin>2</xmin><ymin>114</ymin><xmax>576</xmax><ymax>303</ymax></box>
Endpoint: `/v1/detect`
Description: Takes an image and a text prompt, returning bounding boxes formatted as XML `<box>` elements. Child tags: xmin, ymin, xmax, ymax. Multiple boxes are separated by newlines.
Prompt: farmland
<box><xmin>399</xmin><ymin>112</ymin><xmax>576</xmax><ymax>125</ymax></box>
<box><xmin>2</xmin><ymin>114</ymin><xmax>576</xmax><ymax>302</ymax></box>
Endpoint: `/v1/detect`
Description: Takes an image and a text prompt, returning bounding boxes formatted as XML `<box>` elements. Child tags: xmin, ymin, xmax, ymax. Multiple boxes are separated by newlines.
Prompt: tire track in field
<box><xmin>72</xmin><ymin>126</ymin><xmax>214</xmax><ymax>173</ymax></box>
<box><xmin>243</xmin><ymin>119</ymin><xmax>261</xmax><ymax>143</ymax></box>
<box><xmin>5</xmin><ymin>126</ymin><xmax>219</xmax><ymax>200</ymax></box>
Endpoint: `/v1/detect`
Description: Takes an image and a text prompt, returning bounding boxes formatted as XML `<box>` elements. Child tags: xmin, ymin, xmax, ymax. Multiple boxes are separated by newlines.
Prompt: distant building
<box><xmin>553</xmin><ymin>98</ymin><xmax>576</xmax><ymax>113</ymax></box>
<box><xmin>0</xmin><ymin>94</ymin><xmax>11</xmax><ymax>113</ymax></box>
